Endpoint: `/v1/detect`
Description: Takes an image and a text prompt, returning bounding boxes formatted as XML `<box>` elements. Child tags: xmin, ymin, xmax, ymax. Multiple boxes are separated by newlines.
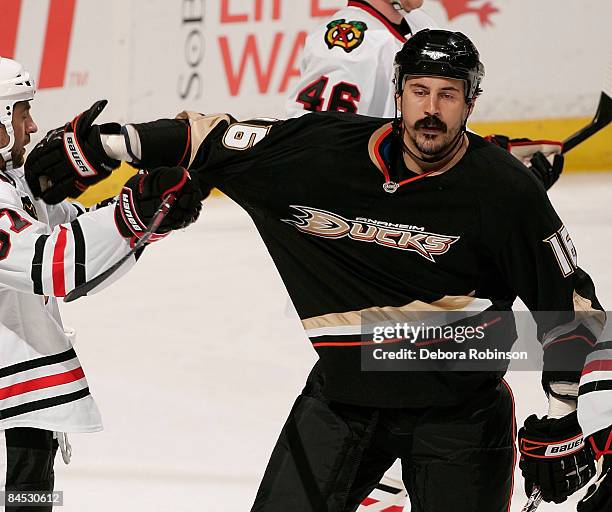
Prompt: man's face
<box><xmin>397</xmin><ymin>76</ymin><xmax>472</xmax><ymax>159</ymax></box>
<box><xmin>0</xmin><ymin>101</ymin><xmax>38</xmax><ymax>169</ymax></box>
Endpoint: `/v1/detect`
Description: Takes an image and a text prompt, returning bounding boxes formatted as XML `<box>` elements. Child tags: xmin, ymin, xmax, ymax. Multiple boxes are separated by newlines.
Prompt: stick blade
<box><xmin>562</xmin><ymin>90</ymin><xmax>612</xmax><ymax>154</ymax></box>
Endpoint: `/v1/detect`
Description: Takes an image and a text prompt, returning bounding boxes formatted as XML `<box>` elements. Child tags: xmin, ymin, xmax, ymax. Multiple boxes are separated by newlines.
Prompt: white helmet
<box><xmin>0</xmin><ymin>57</ymin><xmax>35</xmax><ymax>170</ymax></box>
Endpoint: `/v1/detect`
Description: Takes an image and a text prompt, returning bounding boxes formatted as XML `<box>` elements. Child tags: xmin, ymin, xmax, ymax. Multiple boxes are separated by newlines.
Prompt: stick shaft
<box><xmin>63</xmin><ymin>194</ymin><xmax>176</xmax><ymax>303</ymax></box>
<box><xmin>522</xmin><ymin>487</ymin><xmax>543</xmax><ymax>512</ymax></box>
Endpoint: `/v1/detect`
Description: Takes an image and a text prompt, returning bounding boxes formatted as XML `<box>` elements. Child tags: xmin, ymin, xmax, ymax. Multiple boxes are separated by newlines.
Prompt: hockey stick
<box><xmin>63</xmin><ymin>194</ymin><xmax>177</xmax><ymax>303</ymax></box>
<box><xmin>561</xmin><ymin>91</ymin><xmax>611</xmax><ymax>154</ymax></box>
<box><xmin>521</xmin><ymin>486</ymin><xmax>542</xmax><ymax>512</ymax></box>
<box><xmin>561</xmin><ymin>57</ymin><xmax>612</xmax><ymax>154</ymax></box>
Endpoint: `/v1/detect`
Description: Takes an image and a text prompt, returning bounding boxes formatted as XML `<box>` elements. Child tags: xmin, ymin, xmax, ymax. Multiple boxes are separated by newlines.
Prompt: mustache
<box><xmin>414</xmin><ymin>115</ymin><xmax>447</xmax><ymax>132</ymax></box>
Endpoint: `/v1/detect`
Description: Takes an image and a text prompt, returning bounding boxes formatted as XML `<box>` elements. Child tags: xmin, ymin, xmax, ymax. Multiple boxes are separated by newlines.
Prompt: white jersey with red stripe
<box><xmin>285</xmin><ymin>1</ymin><xmax>438</xmax><ymax>119</ymax></box>
<box><xmin>579</xmin><ymin>318</ymin><xmax>612</xmax><ymax>438</ymax></box>
<box><xmin>0</xmin><ymin>166</ymin><xmax>133</xmax><ymax>432</ymax></box>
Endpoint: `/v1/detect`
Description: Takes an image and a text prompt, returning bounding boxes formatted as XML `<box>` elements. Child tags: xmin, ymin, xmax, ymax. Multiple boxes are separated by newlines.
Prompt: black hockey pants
<box><xmin>251</xmin><ymin>378</ymin><xmax>516</xmax><ymax>512</ymax></box>
<box><xmin>1</xmin><ymin>428</ymin><xmax>58</xmax><ymax>512</ymax></box>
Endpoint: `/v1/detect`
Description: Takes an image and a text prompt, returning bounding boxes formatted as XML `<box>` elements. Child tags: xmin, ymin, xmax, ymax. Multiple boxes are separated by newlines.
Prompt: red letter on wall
<box><xmin>219</xmin><ymin>33</ymin><xmax>284</xmax><ymax>96</ymax></box>
<box><xmin>38</xmin><ymin>0</ymin><xmax>77</xmax><ymax>89</ymax></box>
<box><xmin>278</xmin><ymin>31</ymin><xmax>307</xmax><ymax>93</ymax></box>
<box><xmin>0</xmin><ymin>0</ymin><xmax>23</xmax><ymax>58</ymax></box>
<box><xmin>311</xmin><ymin>0</ymin><xmax>337</xmax><ymax>17</ymax></box>
<box><xmin>221</xmin><ymin>0</ymin><xmax>249</xmax><ymax>23</ymax></box>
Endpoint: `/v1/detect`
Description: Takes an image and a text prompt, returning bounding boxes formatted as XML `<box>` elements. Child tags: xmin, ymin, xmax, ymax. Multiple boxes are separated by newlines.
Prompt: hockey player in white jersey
<box><xmin>286</xmin><ymin>0</ymin><xmax>432</xmax><ymax>119</ymax></box>
<box><xmin>0</xmin><ymin>57</ymin><xmax>201</xmax><ymax>511</ymax></box>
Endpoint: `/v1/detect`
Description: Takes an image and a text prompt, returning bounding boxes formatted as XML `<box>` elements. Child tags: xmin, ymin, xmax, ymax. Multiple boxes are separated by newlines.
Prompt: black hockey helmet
<box><xmin>394</xmin><ymin>29</ymin><xmax>484</xmax><ymax>102</ymax></box>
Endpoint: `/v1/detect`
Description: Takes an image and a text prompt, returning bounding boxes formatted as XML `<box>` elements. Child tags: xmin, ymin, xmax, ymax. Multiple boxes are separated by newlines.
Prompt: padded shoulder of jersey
<box><xmin>252</xmin><ymin>112</ymin><xmax>390</xmax><ymax>154</ymax></box>
<box><xmin>285</xmin><ymin>111</ymin><xmax>389</xmax><ymax>133</ymax></box>
<box><xmin>462</xmin><ymin>133</ymin><xmax>550</xmax><ymax>211</ymax></box>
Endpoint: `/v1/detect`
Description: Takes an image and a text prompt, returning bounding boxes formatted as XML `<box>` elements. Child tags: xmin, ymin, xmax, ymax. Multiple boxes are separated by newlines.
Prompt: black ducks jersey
<box><xmin>129</xmin><ymin>112</ymin><xmax>607</xmax><ymax>432</ymax></box>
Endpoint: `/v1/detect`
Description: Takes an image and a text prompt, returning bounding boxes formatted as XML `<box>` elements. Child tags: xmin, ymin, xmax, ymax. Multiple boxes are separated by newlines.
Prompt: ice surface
<box><xmin>56</xmin><ymin>173</ymin><xmax>612</xmax><ymax>511</ymax></box>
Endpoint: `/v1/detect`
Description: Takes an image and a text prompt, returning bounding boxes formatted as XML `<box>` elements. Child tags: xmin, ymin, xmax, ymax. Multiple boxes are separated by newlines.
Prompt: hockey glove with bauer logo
<box><xmin>25</xmin><ymin>100</ymin><xmax>121</xmax><ymax>204</ymax></box>
<box><xmin>485</xmin><ymin>135</ymin><xmax>564</xmax><ymax>190</ymax></box>
<box><xmin>518</xmin><ymin>411</ymin><xmax>596</xmax><ymax>503</ymax></box>
<box><xmin>115</xmin><ymin>166</ymin><xmax>203</xmax><ymax>246</ymax></box>
<box><xmin>578</xmin><ymin>427</ymin><xmax>612</xmax><ymax>512</ymax></box>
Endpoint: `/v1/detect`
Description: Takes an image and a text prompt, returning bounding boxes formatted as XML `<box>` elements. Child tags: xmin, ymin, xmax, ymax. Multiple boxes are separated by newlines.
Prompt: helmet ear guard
<box><xmin>0</xmin><ymin>57</ymin><xmax>36</xmax><ymax>170</ymax></box>
<box><xmin>393</xmin><ymin>29</ymin><xmax>484</xmax><ymax>103</ymax></box>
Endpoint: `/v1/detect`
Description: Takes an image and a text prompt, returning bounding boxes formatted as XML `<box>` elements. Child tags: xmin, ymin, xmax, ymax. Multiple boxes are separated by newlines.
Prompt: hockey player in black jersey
<box><xmin>25</xmin><ymin>30</ymin><xmax>612</xmax><ymax>512</ymax></box>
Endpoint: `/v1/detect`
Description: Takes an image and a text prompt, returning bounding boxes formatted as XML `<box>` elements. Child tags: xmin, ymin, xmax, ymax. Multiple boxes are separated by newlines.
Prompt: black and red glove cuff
<box><xmin>588</xmin><ymin>428</ymin><xmax>612</xmax><ymax>462</ymax></box>
<box><xmin>114</xmin><ymin>173</ymin><xmax>170</xmax><ymax>246</ymax></box>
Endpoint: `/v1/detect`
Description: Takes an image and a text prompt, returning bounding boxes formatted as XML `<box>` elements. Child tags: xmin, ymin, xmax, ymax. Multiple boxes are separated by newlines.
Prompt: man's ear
<box><xmin>466</xmin><ymin>97</ymin><xmax>477</xmax><ymax>118</ymax></box>
<box><xmin>461</xmin><ymin>99</ymin><xmax>476</xmax><ymax>128</ymax></box>
<box><xmin>395</xmin><ymin>93</ymin><xmax>402</xmax><ymax>113</ymax></box>
<box><xmin>0</xmin><ymin>124</ymin><xmax>8</xmax><ymax>148</ymax></box>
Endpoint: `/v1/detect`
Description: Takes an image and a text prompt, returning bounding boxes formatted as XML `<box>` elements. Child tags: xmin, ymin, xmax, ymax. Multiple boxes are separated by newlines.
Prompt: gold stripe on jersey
<box><xmin>573</xmin><ymin>291</ymin><xmax>606</xmax><ymax>329</ymax></box>
<box><xmin>302</xmin><ymin>293</ymin><xmax>480</xmax><ymax>331</ymax></box>
<box><xmin>367</xmin><ymin>123</ymin><xmax>393</xmax><ymax>176</ymax></box>
<box><xmin>175</xmin><ymin>112</ymin><xmax>232</xmax><ymax>168</ymax></box>
<box><xmin>367</xmin><ymin>123</ymin><xmax>469</xmax><ymax>178</ymax></box>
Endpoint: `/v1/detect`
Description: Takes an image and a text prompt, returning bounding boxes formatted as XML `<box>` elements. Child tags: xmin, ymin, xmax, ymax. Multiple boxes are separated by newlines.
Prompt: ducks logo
<box><xmin>325</xmin><ymin>19</ymin><xmax>368</xmax><ymax>53</ymax></box>
<box><xmin>283</xmin><ymin>206</ymin><xmax>460</xmax><ymax>263</ymax></box>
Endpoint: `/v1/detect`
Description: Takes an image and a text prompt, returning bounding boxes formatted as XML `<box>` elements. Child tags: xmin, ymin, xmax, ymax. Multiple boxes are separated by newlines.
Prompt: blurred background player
<box><xmin>0</xmin><ymin>57</ymin><xmax>200</xmax><ymax>511</ymax></box>
<box><xmin>286</xmin><ymin>0</ymin><xmax>433</xmax><ymax>119</ymax></box>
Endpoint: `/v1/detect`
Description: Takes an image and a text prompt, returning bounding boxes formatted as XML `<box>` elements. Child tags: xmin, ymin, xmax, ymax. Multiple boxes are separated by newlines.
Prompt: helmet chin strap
<box><xmin>0</xmin><ymin>114</ymin><xmax>16</xmax><ymax>172</ymax></box>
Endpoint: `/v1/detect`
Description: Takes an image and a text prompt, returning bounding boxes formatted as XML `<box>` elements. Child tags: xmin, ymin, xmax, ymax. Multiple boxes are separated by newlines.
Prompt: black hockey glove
<box><xmin>25</xmin><ymin>100</ymin><xmax>121</xmax><ymax>204</ymax></box>
<box><xmin>114</xmin><ymin>166</ymin><xmax>203</xmax><ymax>246</ymax></box>
<box><xmin>578</xmin><ymin>428</ymin><xmax>612</xmax><ymax>512</ymax></box>
<box><xmin>528</xmin><ymin>151</ymin><xmax>564</xmax><ymax>190</ymax></box>
<box><xmin>485</xmin><ymin>135</ymin><xmax>564</xmax><ymax>190</ymax></box>
<box><xmin>518</xmin><ymin>411</ymin><xmax>596</xmax><ymax>503</ymax></box>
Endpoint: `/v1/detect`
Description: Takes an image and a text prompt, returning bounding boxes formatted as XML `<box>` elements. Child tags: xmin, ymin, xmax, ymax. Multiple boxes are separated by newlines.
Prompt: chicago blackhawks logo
<box><xmin>283</xmin><ymin>206</ymin><xmax>460</xmax><ymax>263</ymax></box>
<box><xmin>324</xmin><ymin>19</ymin><xmax>367</xmax><ymax>53</ymax></box>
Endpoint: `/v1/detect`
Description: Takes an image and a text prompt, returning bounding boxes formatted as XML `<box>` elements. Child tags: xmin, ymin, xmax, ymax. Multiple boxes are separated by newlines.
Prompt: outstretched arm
<box><xmin>486</xmin><ymin>175</ymin><xmax>608</xmax><ymax>504</ymax></box>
